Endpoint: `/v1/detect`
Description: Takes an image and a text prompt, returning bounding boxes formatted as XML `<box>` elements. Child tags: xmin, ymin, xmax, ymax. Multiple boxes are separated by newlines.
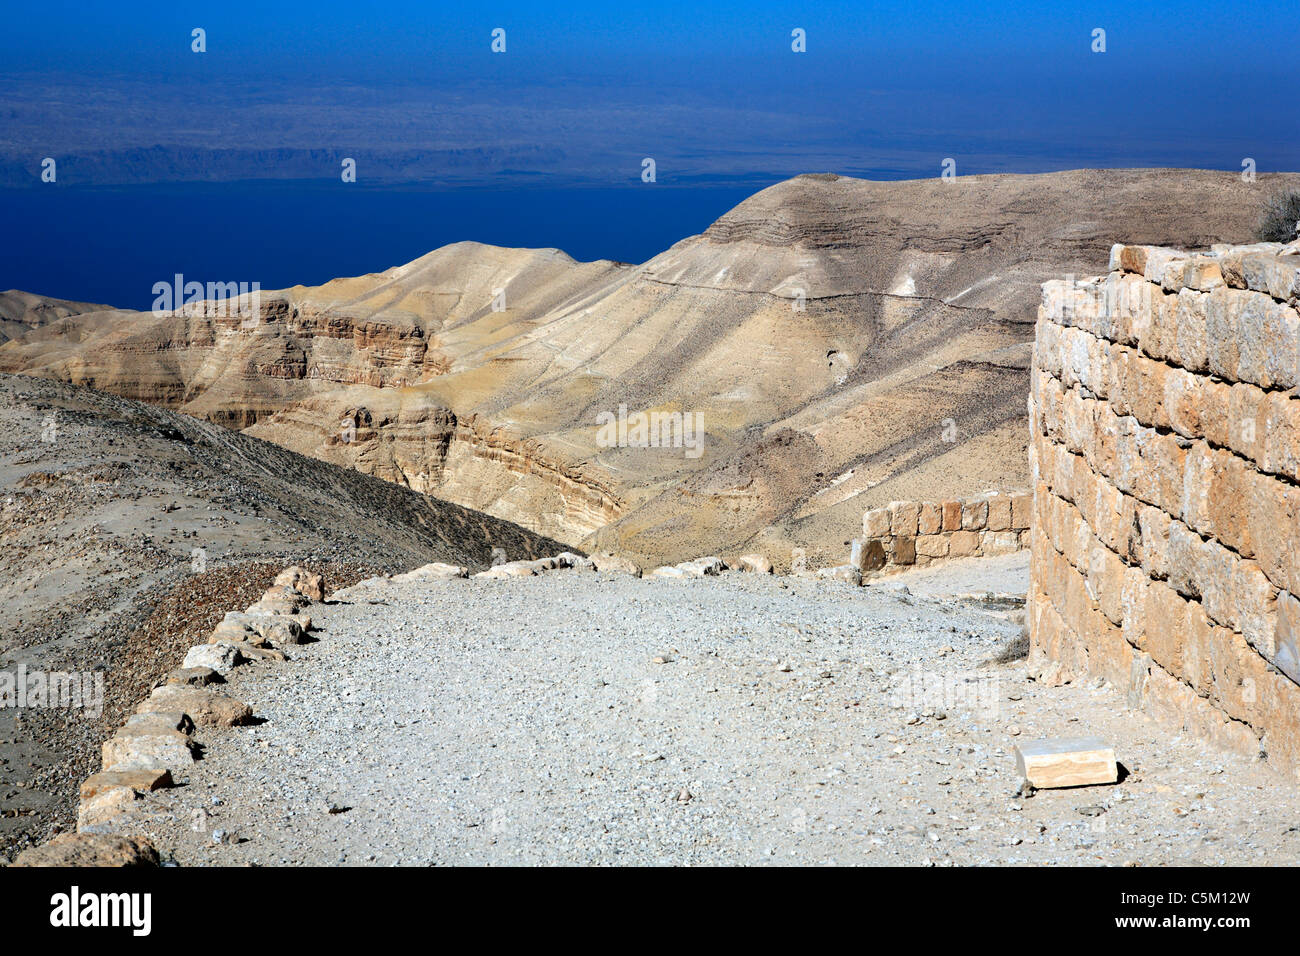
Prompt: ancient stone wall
<box><xmin>1029</xmin><ymin>239</ymin><xmax>1300</xmax><ymax>777</ymax></box>
<box><xmin>861</xmin><ymin>492</ymin><xmax>1032</xmax><ymax>570</ymax></box>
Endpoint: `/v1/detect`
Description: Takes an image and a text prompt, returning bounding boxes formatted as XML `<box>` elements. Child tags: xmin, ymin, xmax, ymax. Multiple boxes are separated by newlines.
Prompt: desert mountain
<box><xmin>2</xmin><ymin>372</ymin><xmax>565</xmax><ymax>659</ymax></box>
<box><xmin>4</xmin><ymin>169</ymin><xmax>1294</xmax><ymax>567</ymax></box>
<box><xmin>0</xmin><ymin>290</ymin><xmax>109</xmax><ymax>345</ymax></box>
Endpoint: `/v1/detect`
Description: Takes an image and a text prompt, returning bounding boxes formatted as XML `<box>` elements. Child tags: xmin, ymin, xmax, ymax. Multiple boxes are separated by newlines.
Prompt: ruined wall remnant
<box><xmin>862</xmin><ymin>492</ymin><xmax>1031</xmax><ymax>570</ymax></box>
<box><xmin>1029</xmin><ymin>239</ymin><xmax>1300</xmax><ymax>776</ymax></box>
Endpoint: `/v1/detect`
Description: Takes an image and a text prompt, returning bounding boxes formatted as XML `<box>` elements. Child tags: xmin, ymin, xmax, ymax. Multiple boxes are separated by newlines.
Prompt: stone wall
<box><xmin>1029</xmin><ymin>239</ymin><xmax>1300</xmax><ymax>777</ymax></box>
<box><xmin>861</xmin><ymin>492</ymin><xmax>1032</xmax><ymax>569</ymax></box>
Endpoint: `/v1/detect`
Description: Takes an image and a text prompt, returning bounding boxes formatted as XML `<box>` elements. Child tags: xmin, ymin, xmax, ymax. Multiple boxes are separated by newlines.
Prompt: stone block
<box><xmin>81</xmin><ymin>769</ymin><xmax>174</xmax><ymax>802</ymax></box>
<box><xmin>1011</xmin><ymin>492</ymin><xmax>1033</xmax><ymax>530</ymax></box>
<box><xmin>138</xmin><ymin>685</ymin><xmax>253</xmax><ymax>728</ymax></box>
<box><xmin>918</xmin><ymin>502</ymin><xmax>942</xmax><ymax>535</ymax></box>
<box><xmin>858</xmin><ymin>539</ymin><xmax>887</xmax><ymax>572</ymax></box>
<box><xmin>273</xmin><ymin>565</ymin><xmax>325</xmax><ymax>601</ymax></box>
<box><xmin>182</xmin><ymin>642</ymin><xmax>246</xmax><ymax>674</ymax></box>
<box><xmin>1263</xmin><ymin>389</ymin><xmax>1300</xmax><ymax>483</ymax></box>
<box><xmin>863</xmin><ymin>507</ymin><xmax>891</xmax><ymax>538</ymax></box>
<box><xmin>888</xmin><ymin>500</ymin><xmax>920</xmax><ymax>537</ymax></box>
<box><xmin>102</xmin><ymin>733</ymin><xmax>193</xmax><ymax>776</ymax></box>
<box><xmin>984</xmin><ymin>530</ymin><xmax>1022</xmax><ymax>555</ymax></box>
<box><xmin>1205</xmin><ymin>287</ymin><xmax>1245</xmax><ymax>383</ymax></box>
<box><xmin>916</xmin><ymin>534</ymin><xmax>949</xmax><ymax>558</ymax></box>
<box><xmin>1276</xmin><ymin>591</ymin><xmax>1300</xmax><ymax>685</ymax></box>
<box><xmin>1245</xmin><ymin>477</ymin><xmax>1300</xmax><ymax>594</ymax></box>
<box><xmin>961</xmin><ymin>498</ymin><xmax>989</xmax><ymax>531</ymax></box>
<box><xmin>12</xmin><ymin>833</ymin><xmax>159</xmax><ymax>868</ymax></box>
<box><xmin>1221</xmin><ymin>248</ymin><xmax>1300</xmax><ymax>301</ymax></box>
<box><xmin>948</xmin><ymin>530</ymin><xmax>980</xmax><ymax>557</ymax></box>
<box><xmin>77</xmin><ymin>787</ymin><xmax>141</xmax><ymax>833</ymax></box>
<box><xmin>986</xmin><ymin>495</ymin><xmax>1012</xmax><ymax>532</ymax></box>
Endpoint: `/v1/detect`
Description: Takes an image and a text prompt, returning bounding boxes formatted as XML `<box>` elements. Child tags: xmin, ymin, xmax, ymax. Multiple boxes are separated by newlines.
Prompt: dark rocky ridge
<box><xmin>0</xmin><ymin>372</ymin><xmax>568</xmax><ymax>860</ymax></box>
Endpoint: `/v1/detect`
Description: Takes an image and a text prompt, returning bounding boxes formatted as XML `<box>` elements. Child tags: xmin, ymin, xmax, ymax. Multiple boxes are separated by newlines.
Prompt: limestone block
<box><xmin>391</xmin><ymin>562</ymin><xmax>469</xmax><ymax>582</ymax></box>
<box><xmin>138</xmin><ymin>685</ymin><xmax>253</xmax><ymax>728</ymax></box>
<box><xmin>916</xmin><ymin>534</ymin><xmax>949</xmax><ymax>558</ymax></box>
<box><xmin>888</xmin><ymin>500</ymin><xmax>920</xmax><ymax>537</ymax></box>
<box><xmin>863</xmin><ymin>507</ymin><xmax>892</xmax><ymax>538</ymax></box>
<box><xmin>102</xmin><ymin>733</ymin><xmax>193</xmax><ymax>775</ymax></box>
<box><xmin>1014</xmin><ymin>737</ymin><xmax>1117</xmax><ymax>789</ymax></box>
<box><xmin>78</xmin><ymin>787</ymin><xmax>140</xmax><ymax>833</ymax></box>
<box><xmin>961</xmin><ymin>498</ymin><xmax>989</xmax><ymax>531</ymax></box>
<box><xmin>948</xmin><ymin>530</ymin><xmax>980</xmax><ymax>557</ymax></box>
<box><xmin>984</xmin><ymin>531</ymin><xmax>1021</xmax><ymax>555</ymax></box>
<box><xmin>986</xmin><ymin>495</ymin><xmax>1012</xmax><ymax>532</ymax></box>
<box><xmin>1205</xmin><ymin>287</ymin><xmax>1245</xmax><ymax>383</ymax></box>
<box><xmin>183</xmin><ymin>642</ymin><xmax>246</xmax><ymax>674</ymax></box>
<box><xmin>1245</xmin><ymin>478</ymin><xmax>1300</xmax><ymax>593</ymax></box>
<box><xmin>590</xmin><ymin>553</ymin><xmax>642</xmax><ymax>576</ymax></box>
<box><xmin>81</xmin><ymin>769</ymin><xmax>173</xmax><ymax>802</ymax></box>
<box><xmin>1276</xmin><ymin>591</ymin><xmax>1300</xmax><ymax>685</ymax></box>
<box><xmin>1174</xmin><ymin>289</ymin><xmax>1210</xmax><ymax>372</ymax></box>
<box><xmin>1011</xmin><ymin>492</ymin><xmax>1033</xmax><ymax>531</ymax></box>
<box><xmin>273</xmin><ymin>566</ymin><xmax>325</xmax><ymax>601</ymax></box>
<box><xmin>12</xmin><ymin>833</ymin><xmax>159</xmax><ymax>868</ymax></box>
<box><xmin>475</xmin><ymin>562</ymin><xmax>537</xmax><ymax>579</ymax></box>
<box><xmin>1221</xmin><ymin>248</ymin><xmax>1300</xmax><ymax>301</ymax></box>
<box><xmin>678</xmin><ymin>556</ymin><xmax>726</xmax><ymax>576</ymax></box>
<box><xmin>918</xmin><ymin>502</ymin><xmax>942</xmax><ymax>535</ymax></box>
<box><xmin>1263</xmin><ymin>389</ymin><xmax>1300</xmax><ymax>483</ymax></box>
<box><xmin>890</xmin><ymin>535</ymin><xmax>917</xmax><ymax>565</ymax></box>
<box><xmin>855</xmin><ymin>539</ymin><xmax>887</xmax><ymax>572</ymax></box>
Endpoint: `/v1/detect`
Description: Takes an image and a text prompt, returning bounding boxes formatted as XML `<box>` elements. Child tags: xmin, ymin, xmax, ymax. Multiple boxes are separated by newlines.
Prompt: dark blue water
<box><xmin>0</xmin><ymin>182</ymin><xmax>766</xmax><ymax>310</ymax></box>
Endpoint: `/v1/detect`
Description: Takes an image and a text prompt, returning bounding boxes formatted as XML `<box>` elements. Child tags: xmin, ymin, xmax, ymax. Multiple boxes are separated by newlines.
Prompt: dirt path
<box><xmin>111</xmin><ymin>566</ymin><xmax>1300</xmax><ymax>866</ymax></box>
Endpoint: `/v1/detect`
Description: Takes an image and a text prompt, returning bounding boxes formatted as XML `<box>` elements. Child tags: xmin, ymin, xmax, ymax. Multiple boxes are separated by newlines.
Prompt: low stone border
<box><xmin>12</xmin><ymin>565</ymin><xmax>326</xmax><ymax>867</ymax></box>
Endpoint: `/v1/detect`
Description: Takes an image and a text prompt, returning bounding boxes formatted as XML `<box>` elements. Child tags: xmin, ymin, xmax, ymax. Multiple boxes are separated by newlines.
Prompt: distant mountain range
<box><xmin>5</xmin><ymin>71</ymin><xmax>1295</xmax><ymax>188</ymax></box>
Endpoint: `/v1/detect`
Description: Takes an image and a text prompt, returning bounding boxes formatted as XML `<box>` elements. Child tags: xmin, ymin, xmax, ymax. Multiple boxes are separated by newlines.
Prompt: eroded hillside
<box><xmin>4</xmin><ymin>169</ymin><xmax>1293</xmax><ymax>566</ymax></box>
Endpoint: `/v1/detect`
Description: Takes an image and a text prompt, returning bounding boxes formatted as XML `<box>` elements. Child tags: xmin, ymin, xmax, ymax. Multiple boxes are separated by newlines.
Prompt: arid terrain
<box><xmin>100</xmin><ymin>557</ymin><xmax>1300</xmax><ymax>867</ymax></box>
<box><xmin>0</xmin><ymin>373</ymin><xmax>565</xmax><ymax>860</ymax></box>
<box><xmin>6</xmin><ymin>169</ymin><xmax>1300</xmax><ymax>871</ymax></box>
<box><xmin>4</xmin><ymin>170</ymin><xmax>1294</xmax><ymax>569</ymax></box>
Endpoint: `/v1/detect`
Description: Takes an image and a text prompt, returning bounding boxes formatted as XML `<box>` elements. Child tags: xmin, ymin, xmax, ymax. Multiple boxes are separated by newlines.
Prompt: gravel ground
<box><xmin>115</xmin><ymin>565</ymin><xmax>1300</xmax><ymax>866</ymax></box>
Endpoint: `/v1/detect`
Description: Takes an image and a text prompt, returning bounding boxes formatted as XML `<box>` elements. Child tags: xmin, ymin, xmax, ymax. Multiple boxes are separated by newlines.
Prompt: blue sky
<box><xmin>2</xmin><ymin>0</ymin><xmax>1294</xmax><ymax>76</ymax></box>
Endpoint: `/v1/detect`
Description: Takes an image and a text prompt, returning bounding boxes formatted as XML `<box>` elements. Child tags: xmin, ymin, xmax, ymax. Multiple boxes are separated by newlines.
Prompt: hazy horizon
<box><xmin>3</xmin><ymin>0</ymin><xmax>1296</xmax><ymax>188</ymax></box>
<box><xmin>3</xmin><ymin>0</ymin><xmax>1297</xmax><ymax>305</ymax></box>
